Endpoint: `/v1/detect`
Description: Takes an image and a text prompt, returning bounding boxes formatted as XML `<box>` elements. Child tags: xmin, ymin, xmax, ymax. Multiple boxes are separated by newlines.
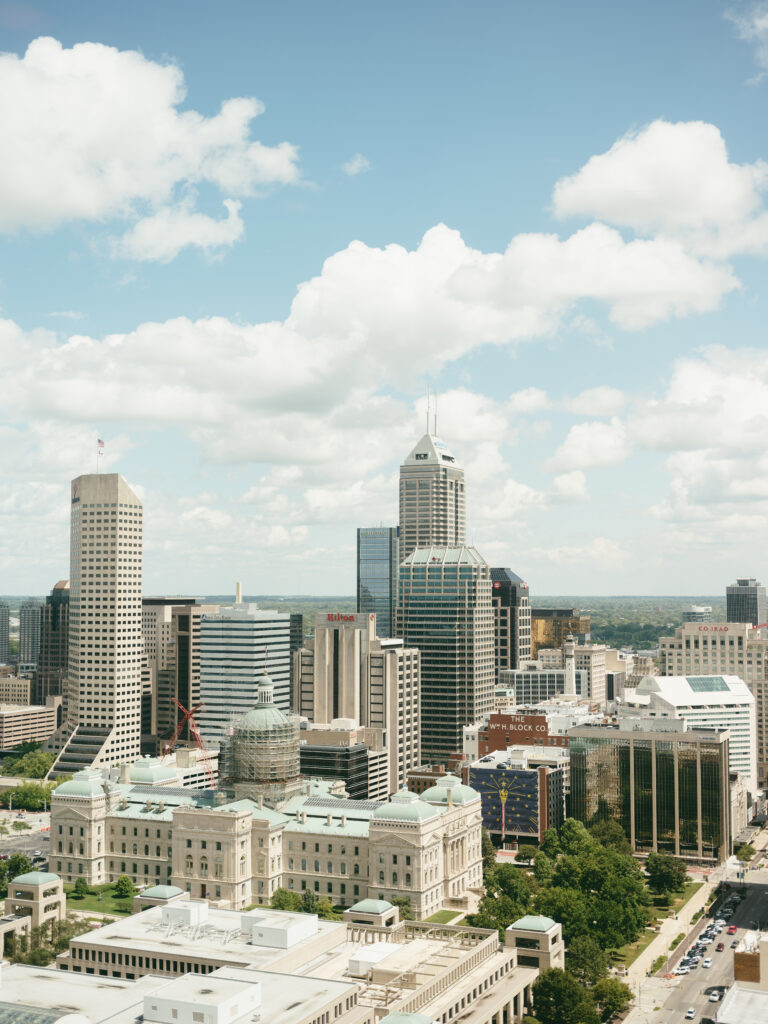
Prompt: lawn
<box><xmin>611</xmin><ymin>880</ymin><xmax>703</xmax><ymax>967</ymax></box>
<box><xmin>427</xmin><ymin>910</ymin><xmax>461</xmax><ymax>924</ymax></box>
<box><xmin>64</xmin><ymin>883</ymin><xmax>133</xmax><ymax>915</ymax></box>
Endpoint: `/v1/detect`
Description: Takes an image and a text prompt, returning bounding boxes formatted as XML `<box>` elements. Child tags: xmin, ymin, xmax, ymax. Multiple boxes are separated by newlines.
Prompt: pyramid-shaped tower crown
<box><xmin>402</xmin><ymin>433</ymin><xmax>461</xmax><ymax>468</ymax></box>
<box><xmin>399</xmin><ymin>432</ymin><xmax>466</xmax><ymax>561</ymax></box>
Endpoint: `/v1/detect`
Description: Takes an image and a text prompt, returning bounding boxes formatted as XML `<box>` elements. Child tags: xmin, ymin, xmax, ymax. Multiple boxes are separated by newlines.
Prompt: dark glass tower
<box><xmin>491</xmin><ymin>567</ymin><xmax>531</xmax><ymax>674</ymax></box>
<box><xmin>357</xmin><ymin>527</ymin><xmax>399</xmax><ymax>638</ymax></box>
<box><xmin>34</xmin><ymin>581</ymin><xmax>70</xmax><ymax>707</ymax></box>
<box><xmin>726</xmin><ymin>577</ymin><xmax>767</xmax><ymax>627</ymax></box>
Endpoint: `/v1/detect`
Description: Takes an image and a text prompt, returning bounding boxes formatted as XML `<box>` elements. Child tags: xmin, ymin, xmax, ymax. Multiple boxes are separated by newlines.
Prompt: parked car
<box><xmin>731</xmin><ymin>940</ymin><xmax>739</xmax><ymax>948</ymax></box>
<box><xmin>702</xmin><ymin>957</ymin><xmax>712</xmax><ymax>968</ymax></box>
<box><xmin>716</xmin><ymin>942</ymin><xmax>725</xmax><ymax>951</ymax></box>
<box><xmin>685</xmin><ymin>1009</ymin><xmax>695</xmax><ymax>1019</ymax></box>
<box><xmin>709</xmin><ymin>991</ymin><xmax>722</xmax><ymax>1002</ymax></box>
<box><xmin>728</xmin><ymin>925</ymin><xmax>738</xmax><ymax>934</ymax></box>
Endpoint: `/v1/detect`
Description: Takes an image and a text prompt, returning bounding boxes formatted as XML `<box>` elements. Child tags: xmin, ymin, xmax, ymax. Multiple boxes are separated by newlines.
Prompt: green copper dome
<box><xmin>140</xmin><ymin>884</ymin><xmax>184</xmax><ymax>899</ymax></box>
<box><xmin>129</xmin><ymin>758</ymin><xmax>178</xmax><ymax>784</ymax></box>
<box><xmin>237</xmin><ymin>671</ymin><xmax>291</xmax><ymax>730</ymax></box>
<box><xmin>373</xmin><ymin>788</ymin><xmax>440</xmax><ymax>822</ymax></box>
<box><xmin>509</xmin><ymin>914</ymin><xmax>557</xmax><ymax>932</ymax></box>
<box><xmin>421</xmin><ymin>773</ymin><xmax>480</xmax><ymax>805</ymax></box>
<box><xmin>53</xmin><ymin>769</ymin><xmax>106</xmax><ymax>798</ymax></box>
<box><xmin>348</xmin><ymin>898</ymin><xmax>394</xmax><ymax>914</ymax></box>
<box><xmin>12</xmin><ymin>871</ymin><xmax>60</xmax><ymax>886</ymax></box>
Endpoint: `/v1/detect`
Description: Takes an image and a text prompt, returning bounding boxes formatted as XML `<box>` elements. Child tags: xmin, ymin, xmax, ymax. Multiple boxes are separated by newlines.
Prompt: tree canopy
<box><xmin>645</xmin><ymin>852</ymin><xmax>688</xmax><ymax>895</ymax></box>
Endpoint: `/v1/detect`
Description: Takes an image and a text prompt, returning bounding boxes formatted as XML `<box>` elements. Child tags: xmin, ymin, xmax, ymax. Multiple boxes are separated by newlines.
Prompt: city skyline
<box><xmin>2</xmin><ymin>2</ymin><xmax>768</xmax><ymax>595</ymax></box>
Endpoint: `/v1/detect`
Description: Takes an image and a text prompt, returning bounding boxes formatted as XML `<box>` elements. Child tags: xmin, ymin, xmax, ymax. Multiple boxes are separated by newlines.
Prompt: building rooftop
<box><xmin>139</xmin><ymin>884</ymin><xmax>184</xmax><ymax>899</ymax></box>
<box><xmin>715</xmin><ymin>982</ymin><xmax>768</xmax><ymax>1024</ymax></box>
<box><xmin>471</xmin><ymin>746</ymin><xmax>569</xmax><ymax>770</ymax></box>
<box><xmin>349</xmin><ymin>898</ymin><xmax>394</xmax><ymax>914</ymax></box>
<box><xmin>402</xmin><ymin>433</ymin><xmax>460</xmax><ymax>468</ymax></box>
<box><xmin>634</xmin><ymin>674</ymin><xmax>755</xmax><ymax>707</ymax></box>
<box><xmin>508</xmin><ymin>915</ymin><xmax>556</xmax><ymax>932</ymax></box>
<box><xmin>11</xmin><ymin>871</ymin><xmax>60</xmax><ymax>886</ymax></box>
<box><xmin>401</xmin><ymin>546</ymin><xmax>487</xmax><ymax>566</ymax></box>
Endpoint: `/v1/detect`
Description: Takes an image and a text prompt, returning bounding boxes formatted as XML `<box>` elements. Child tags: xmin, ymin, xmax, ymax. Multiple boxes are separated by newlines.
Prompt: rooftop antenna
<box><xmin>425</xmin><ymin>386</ymin><xmax>430</xmax><ymax>434</ymax></box>
<box><xmin>434</xmin><ymin>392</ymin><xmax>438</xmax><ymax>435</ymax></box>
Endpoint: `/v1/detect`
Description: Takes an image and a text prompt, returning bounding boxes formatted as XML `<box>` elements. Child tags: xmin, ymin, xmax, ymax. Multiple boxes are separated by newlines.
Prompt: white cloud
<box><xmin>728</xmin><ymin>3</ymin><xmax>768</xmax><ymax>72</ymax></box>
<box><xmin>548</xmin><ymin>417</ymin><xmax>631</xmax><ymax>471</ymax></box>
<box><xmin>342</xmin><ymin>153</ymin><xmax>370</xmax><ymax>176</ymax></box>
<box><xmin>553</xmin><ymin>119</ymin><xmax>768</xmax><ymax>258</ymax></box>
<box><xmin>565</xmin><ymin>386</ymin><xmax>625</xmax><ymax>417</ymax></box>
<box><xmin>550</xmin><ymin>470</ymin><xmax>588</xmax><ymax>502</ymax></box>
<box><xmin>0</xmin><ymin>36</ymin><xmax>299</xmax><ymax>256</ymax></box>
<box><xmin>529</xmin><ymin>537</ymin><xmax>629</xmax><ymax>567</ymax></box>
<box><xmin>508</xmin><ymin>387</ymin><xmax>550</xmax><ymax>414</ymax></box>
<box><xmin>112</xmin><ymin>199</ymin><xmax>244</xmax><ymax>263</ymax></box>
<box><xmin>47</xmin><ymin>310</ymin><xmax>85</xmax><ymax>320</ymax></box>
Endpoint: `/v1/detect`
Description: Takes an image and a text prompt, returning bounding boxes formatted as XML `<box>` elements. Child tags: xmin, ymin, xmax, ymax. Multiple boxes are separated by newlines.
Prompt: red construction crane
<box><xmin>162</xmin><ymin>699</ymin><xmax>216</xmax><ymax>789</ymax></box>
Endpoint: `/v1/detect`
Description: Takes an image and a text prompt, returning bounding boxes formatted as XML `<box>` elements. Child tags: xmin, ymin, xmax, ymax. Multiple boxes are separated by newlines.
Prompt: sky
<box><xmin>1</xmin><ymin>0</ymin><xmax>768</xmax><ymax>597</ymax></box>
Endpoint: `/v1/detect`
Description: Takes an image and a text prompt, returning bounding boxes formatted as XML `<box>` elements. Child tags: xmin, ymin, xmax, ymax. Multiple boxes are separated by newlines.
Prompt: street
<box><xmin>0</xmin><ymin>812</ymin><xmax>51</xmax><ymax>864</ymax></box>
<box><xmin>636</xmin><ymin>881</ymin><xmax>768</xmax><ymax>1023</ymax></box>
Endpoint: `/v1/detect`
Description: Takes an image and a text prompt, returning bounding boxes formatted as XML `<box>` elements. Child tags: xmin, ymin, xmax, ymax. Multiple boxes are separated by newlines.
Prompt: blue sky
<box><xmin>1</xmin><ymin>0</ymin><xmax>768</xmax><ymax>595</ymax></box>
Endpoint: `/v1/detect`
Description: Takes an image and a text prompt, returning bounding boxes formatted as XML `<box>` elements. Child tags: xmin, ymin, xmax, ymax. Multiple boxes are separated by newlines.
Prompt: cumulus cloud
<box><xmin>342</xmin><ymin>153</ymin><xmax>371</xmax><ymax>176</ymax></box>
<box><xmin>564</xmin><ymin>386</ymin><xmax>625</xmax><ymax>417</ymax></box>
<box><xmin>529</xmin><ymin>537</ymin><xmax>629</xmax><ymax>567</ymax></box>
<box><xmin>112</xmin><ymin>199</ymin><xmax>244</xmax><ymax>262</ymax></box>
<box><xmin>508</xmin><ymin>387</ymin><xmax>550</xmax><ymax>414</ymax></box>
<box><xmin>547</xmin><ymin>417</ymin><xmax>631</xmax><ymax>471</ymax></box>
<box><xmin>0</xmin><ymin>36</ymin><xmax>299</xmax><ymax>257</ymax></box>
<box><xmin>553</xmin><ymin>119</ymin><xmax>768</xmax><ymax>258</ymax></box>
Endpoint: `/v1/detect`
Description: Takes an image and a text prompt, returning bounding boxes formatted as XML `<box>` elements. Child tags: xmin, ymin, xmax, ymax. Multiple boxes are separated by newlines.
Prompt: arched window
<box><xmin>405</xmin><ymin>873</ymin><xmax>411</xmax><ymax>886</ymax></box>
<box><xmin>185</xmin><ymin>856</ymin><xmax>193</xmax><ymax>875</ymax></box>
<box><xmin>379</xmin><ymin>871</ymin><xmax>384</xmax><ymax>883</ymax></box>
<box><xmin>200</xmin><ymin>857</ymin><xmax>208</xmax><ymax>876</ymax></box>
<box><xmin>214</xmin><ymin>858</ymin><xmax>223</xmax><ymax>879</ymax></box>
<box><xmin>392</xmin><ymin>872</ymin><xmax>398</xmax><ymax>886</ymax></box>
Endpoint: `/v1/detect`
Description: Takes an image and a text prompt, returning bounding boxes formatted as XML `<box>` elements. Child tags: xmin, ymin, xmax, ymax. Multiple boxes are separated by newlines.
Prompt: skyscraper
<box><xmin>34</xmin><ymin>581</ymin><xmax>70</xmax><ymax>707</ymax></box>
<box><xmin>399</xmin><ymin>434</ymin><xmax>465</xmax><ymax>561</ymax></box>
<box><xmin>357</xmin><ymin>526</ymin><xmax>399</xmax><ymax>638</ymax></box>
<box><xmin>199</xmin><ymin>602</ymin><xmax>291</xmax><ymax>745</ymax></box>
<box><xmin>491</xmin><ymin>568</ymin><xmax>531</xmax><ymax>674</ymax></box>
<box><xmin>19</xmin><ymin>599</ymin><xmax>43</xmax><ymax>667</ymax></box>
<box><xmin>397</xmin><ymin>546</ymin><xmax>494</xmax><ymax>761</ymax></box>
<box><xmin>0</xmin><ymin>602</ymin><xmax>9</xmax><ymax>664</ymax></box>
<box><xmin>294</xmin><ymin>611</ymin><xmax>420</xmax><ymax>792</ymax></box>
<box><xmin>726</xmin><ymin>577</ymin><xmax>767</xmax><ymax>627</ymax></box>
<box><xmin>49</xmin><ymin>474</ymin><xmax>143</xmax><ymax>776</ymax></box>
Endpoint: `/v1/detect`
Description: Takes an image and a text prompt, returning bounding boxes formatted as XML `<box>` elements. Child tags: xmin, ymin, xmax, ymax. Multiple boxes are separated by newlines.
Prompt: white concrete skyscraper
<box><xmin>49</xmin><ymin>474</ymin><xmax>143</xmax><ymax>776</ymax></box>
<box><xmin>398</xmin><ymin>433</ymin><xmax>465</xmax><ymax>562</ymax></box>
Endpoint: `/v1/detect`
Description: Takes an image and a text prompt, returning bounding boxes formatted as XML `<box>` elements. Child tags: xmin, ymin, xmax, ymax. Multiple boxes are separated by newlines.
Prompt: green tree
<box><xmin>391</xmin><ymin>896</ymin><xmax>413</xmax><ymax>920</ymax></box>
<box><xmin>316</xmin><ymin>897</ymin><xmax>341</xmax><ymax>920</ymax></box>
<box><xmin>736</xmin><ymin>844</ymin><xmax>756</xmax><ymax>863</ymax></box>
<box><xmin>540</xmin><ymin>828</ymin><xmax>561</xmax><ymax>859</ymax></box>
<box><xmin>73</xmin><ymin>877</ymin><xmax>90</xmax><ymax>899</ymax></box>
<box><xmin>481</xmin><ymin>827</ymin><xmax>497</xmax><ymax>873</ymax></box>
<box><xmin>7</xmin><ymin>854</ymin><xmax>32</xmax><ymax>880</ymax></box>
<box><xmin>11</xmin><ymin>820</ymin><xmax>31</xmax><ymax>831</ymax></box>
<box><xmin>592</xmin><ymin>977</ymin><xmax>632</xmax><ymax>1021</ymax></box>
<box><xmin>1</xmin><ymin>749</ymin><xmax>56</xmax><ymax>779</ymax></box>
<box><xmin>0</xmin><ymin>780</ymin><xmax>57</xmax><ymax>811</ymax></box>
<box><xmin>558</xmin><ymin>819</ymin><xmax>594</xmax><ymax>856</ymax></box>
<box><xmin>534</xmin><ymin>887</ymin><xmax>590</xmax><ymax>944</ymax></box>
<box><xmin>300</xmin><ymin>889</ymin><xmax>319</xmax><ymax>914</ymax></box>
<box><xmin>588</xmin><ymin>819</ymin><xmax>631</xmax><ymax>855</ymax></box>
<box><xmin>271</xmin><ymin>888</ymin><xmax>302</xmax><ymax>912</ymax></box>
<box><xmin>565</xmin><ymin>934</ymin><xmax>610</xmax><ymax>987</ymax></box>
<box><xmin>113</xmin><ymin>875</ymin><xmax>135</xmax><ymax>899</ymax></box>
<box><xmin>532</xmin><ymin>968</ymin><xmax>599</xmax><ymax>1024</ymax></box>
<box><xmin>533</xmin><ymin>850</ymin><xmax>554</xmax><ymax>885</ymax></box>
<box><xmin>517</xmin><ymin>844</ymin><xmax>539</xmax><ymax>864</ymax></box>
<box><xmin>645</xmin><ymin>852</ymin><xmax>688</xmax><ymax>895</ymax></box>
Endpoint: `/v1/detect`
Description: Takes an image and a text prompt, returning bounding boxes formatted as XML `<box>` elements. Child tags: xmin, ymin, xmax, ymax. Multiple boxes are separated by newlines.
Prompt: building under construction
<box><xmin>218</xmin><ymin>670</ymin><xmax>303</xmax><ymax>807</ymax></box>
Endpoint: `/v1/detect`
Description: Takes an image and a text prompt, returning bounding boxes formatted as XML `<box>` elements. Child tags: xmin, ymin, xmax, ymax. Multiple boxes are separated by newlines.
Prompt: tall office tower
<box><xmin>48</xmin><ymin>474</ymin><xmax>143</xmax><ymax>776</ymax></box>
<box><xmin>726</xmin><ymin>577</ymin><xmax>767</xmax><ymax>626</ymax></box>
<box><xmin>398</xmin><ymin>434</ymin><xmax>465</xmax><ymax>562</ymax></box>
<box><xmin>199</xmin><ymin>602</ymin><xmax>291</xmax><ymax>746</ymax></box>
<box><xmin>141</xmin><ymin>597</ymin><xmax>198</xmax><ymax>753</ymax></box>
<box><xmin>530</xmin><ymin>608</ymin><xmax>590</xmax><ymax>658</ymax></box>
<box><xmin>357</xmin><ymin>527</ymin><xmax>399</xmax><ymax>638</ymax></box>
<box><xmin>397</xmin><ymin>547</ymin><xmax>494</xmax><ymax>762</ymax></box>
<box><xmin>569</xmin><ymin>722</ymin><xmax>731</xmax><ymax>861</ymax></box>
<box><xmin>0</xmin><ymin>602</ymin><xmax>10</xmax><ymax>664</ymax></box>
<box><xmin>682</xmin><ymin>605</ymin><xmax>712</xmax><ymax>624</ymax></box>
<box><xmin>491</xmin><ymin>568</ymin><xmax>531</xmax><ymax>675</ymax></box>
<box><xmin>289</xmin><ymin>613</ymin><xmax>303</xmax><ymax>657</ymax></box>
<box><xmin>155</xmin><ymin>602</ymin><xmax>219</xmax><ymax>744</ymax></box>
<box><xmin>34</xmin><ymin>582</ymin><xmax>70</xmax><ymax>706</ymax></box>
<box><xmin>19</xmin><ymin>599</ymin><xmax>43</xmax><ymax>667</ymax></box>
<box><xmin>293</xmin><ymin>612</ymin><xmax>420</xmax><ymax>793</ymax></box>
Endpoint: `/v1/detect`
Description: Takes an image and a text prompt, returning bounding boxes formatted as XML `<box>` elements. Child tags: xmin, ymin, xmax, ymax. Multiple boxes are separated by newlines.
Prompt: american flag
<box><xmin>97</xmin><ymin>438</ymin><xmax>104</xmax><ymax>448</ymax></box>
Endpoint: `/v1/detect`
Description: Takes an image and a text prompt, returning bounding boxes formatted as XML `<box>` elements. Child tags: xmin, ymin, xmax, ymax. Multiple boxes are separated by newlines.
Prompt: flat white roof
<box><xmin>634</xmin><ymin>674</ymin><xmax>754</xmax><ymax>707</ymax></box>
<box><xmin>716</xmin><ymin>982</ymin><xmax>768</xmax><ymax>1024</ymax></box>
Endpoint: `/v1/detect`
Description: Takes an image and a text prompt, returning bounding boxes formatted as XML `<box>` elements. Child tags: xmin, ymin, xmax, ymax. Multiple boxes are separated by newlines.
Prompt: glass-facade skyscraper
<box><xmin>569</xmin><ymin>724</ymin><xmax>730</xmax><ymax>862</ymax></box>
<box><xmin>726</xmin><ymin>577</ymin><xmax>767</xmax><ymax>627</ymax></box>
<box><xmin>357</xmin><ymin>527</ymin><xmax>399</xmax><ymax>638</ymax></box>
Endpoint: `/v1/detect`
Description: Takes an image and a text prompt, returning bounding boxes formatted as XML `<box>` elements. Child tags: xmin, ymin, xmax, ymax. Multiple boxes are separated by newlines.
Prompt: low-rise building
<box><xmin>0</xmin><ymin>699</ymin><xmax>58</xmax><ymax>747</ymax></box>
<box><xmin>51</xmin><ymin>899</ymin><xmax>538</xmax><ymax>1024</ymax></box>
<box><xmin>0</xmin><ymin>675</ymin><xmax>32</xmax><ymax>704</ymax></box>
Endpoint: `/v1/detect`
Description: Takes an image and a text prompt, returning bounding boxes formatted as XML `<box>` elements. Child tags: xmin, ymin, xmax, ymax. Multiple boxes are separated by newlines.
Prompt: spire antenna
<box><xmin>425</xmin><ymin>386</ymin><xmax>430</xmax><ymax>433</ymax></box>
<box><xmin>434</xmin><ymin>392</ymin><xmax>438</xmax><ymax>435</ymax></box>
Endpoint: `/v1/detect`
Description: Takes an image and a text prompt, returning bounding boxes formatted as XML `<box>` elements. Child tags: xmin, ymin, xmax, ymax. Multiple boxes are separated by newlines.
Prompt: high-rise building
<box><xmin>141</xmin><ymin>597</ymin><xmax>202</xmax><ymax>753</ymax></box>
<box><xmin>0</xmin><ymin>602</ymin><xmax>9</xmax><ymax>664</ymax></box>
<box><xmin>199</xmin><ymin>602</ymin><xmax>291</xmax><ymax>745</ymax></box>
<box><xmin>49</xmin><ymin>474</ymin><xmax>143</xmax><ymax>776</ymax></box>
<box><xmin>19</xmin><ymin>599</ymin><xmax>43</xmax><ymax>667</ymax></box>
<box><xmin>530</xmin><ymin>608</ymin><xmax>590</xmax><ymax>659</ymax></box>
<box><xmin>491</xmin><ymin>568</ymin><xmax>531</xmax><ymax>675</ymax></box>
<box><xmin>357</xmin><ymin>527</ymin><xmax>399</xmax><ymax>638</ymax></box>
<box><xmin>398</xmin><ymin>434</ymin><xmax>465</xmax><ymax>561</ymax></box>
<box><xmin>727</xmin><ymin>577</ymin><xmax>767</xmax><ymax>627</ymax></box>
<box><xmin>619</xmin><ymin>673</ymin><xmax>756</xmax><ymax>794</ymax></box>
<box><xmin>33</xmin><ymin>582</ymin><xmax>70</xmax><ymax>707</ymax></box>
<box><xmin>658</xmin><ymin>620</ymin><xmax>768</xmax><ymax>787</ymax></box>
<box><xmin>293</xmin><ymin>612</ymin><xmax>420</xmax><ymax>793</ymax></box>
<box><xmin>682</xmin><ymin>605</ymin><xmax>712</xmax><ymax>623</ymax></box>
<box><xmin>569</xmin><ymin>722</ymin><xmax>731</xmax><ymax>862</ymax></box>
<box><xmin>397</xmin><ymin>546</ymin><xmax>494</xmax><ymax>762</ymax></box>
